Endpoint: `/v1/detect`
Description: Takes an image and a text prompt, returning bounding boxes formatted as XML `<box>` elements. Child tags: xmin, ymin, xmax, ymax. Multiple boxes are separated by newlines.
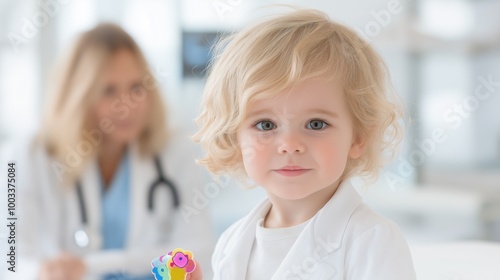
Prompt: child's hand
<box><xmin>185</xmin><ymin>260</ymin><xmax>203</xmax><ymax>280</ymax></box>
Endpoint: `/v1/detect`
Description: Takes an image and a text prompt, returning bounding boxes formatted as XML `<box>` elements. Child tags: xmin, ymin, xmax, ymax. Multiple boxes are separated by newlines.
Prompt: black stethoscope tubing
<box><xmin>75</xmin><ymin>155</ymin><xmax>180</xmax><ymax>227</ymax></box>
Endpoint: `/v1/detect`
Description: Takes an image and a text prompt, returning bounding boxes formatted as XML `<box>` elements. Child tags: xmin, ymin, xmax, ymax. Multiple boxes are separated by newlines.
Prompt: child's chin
<box><xmin>271</xmin><ymin>189</ymin><xmax>315</xmax><ymax>201</ymax></box>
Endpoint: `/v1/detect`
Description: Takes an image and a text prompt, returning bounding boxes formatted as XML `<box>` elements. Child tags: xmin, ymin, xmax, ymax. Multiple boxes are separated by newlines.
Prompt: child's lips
<box><xmin>274</xmin><ymin>167</ymin><xmax>311</xmax><ymax>177</ymax></box>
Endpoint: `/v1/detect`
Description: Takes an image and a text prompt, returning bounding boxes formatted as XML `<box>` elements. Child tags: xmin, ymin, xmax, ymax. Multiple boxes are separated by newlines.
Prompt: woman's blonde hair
<box><xmin>193</xmin><ymin>9</ymin><xmax>405</xmax><ymax>184</ymax></box>
<box><xmin>37</xmin><ymin>23</ymin><xmax>169</xmax><ymax>186</ymax></box>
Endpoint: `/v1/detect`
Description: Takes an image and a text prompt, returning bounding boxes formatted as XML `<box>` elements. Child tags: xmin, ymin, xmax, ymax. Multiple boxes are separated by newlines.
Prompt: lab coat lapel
<box><xmin>127</xmin><ymin>142</ymin><xmax>156</xmax><ymax>246</ymax></box>
<box><xmin>272</xmin><ymin>180</ymin><xmax>363</xmax><ymax>279</ymax></box>
<box><xmin>79</xmin><ymin>158</ymin><xmax>103</xmax><ymax>252</ymax></box>
<box><xmin>219</xmin><ymin>199</ymin><xmax>272</xmax><ymax>279</ymax></box>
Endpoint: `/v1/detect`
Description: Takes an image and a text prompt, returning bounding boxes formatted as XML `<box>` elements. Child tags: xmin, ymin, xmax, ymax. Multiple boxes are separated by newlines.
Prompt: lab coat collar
<box><xmin>273</xmin><ymin>179</ymin><xmax>362</xmax><ymax>279</ymax></box>
<box><xmin>220</xmin><ymin>198</ymin><xmax>271</xmax><ymax>279</ymax></box>
<box><xmin>219</xmin><ymin>179</ymin><xmax>363</xmax><ymax>279</ymax></box>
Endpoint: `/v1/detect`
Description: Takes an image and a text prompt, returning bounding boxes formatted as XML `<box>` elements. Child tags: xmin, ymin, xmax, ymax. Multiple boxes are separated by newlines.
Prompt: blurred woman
<box><xmin>15</xmin><ymin>23</ymin><xmax>214</xmax><ymax>280</ymax></box>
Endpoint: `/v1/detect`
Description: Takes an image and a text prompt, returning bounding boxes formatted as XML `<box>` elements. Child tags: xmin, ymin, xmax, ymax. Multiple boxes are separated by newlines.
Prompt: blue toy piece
<box><xmin>151</xmin><ymin>254</ymin><xmax>171</xmax><ymax>280</ymax></box>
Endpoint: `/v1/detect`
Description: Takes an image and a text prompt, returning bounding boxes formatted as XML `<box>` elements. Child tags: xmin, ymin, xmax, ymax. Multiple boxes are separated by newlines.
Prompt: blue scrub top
<box><xmin>99</xmin><ymin>149</ymin><xmax>154</xmax><ymax>280</ymax></box>
<box><xmin>101</xmin><ymin>149</ymin><xmax>130</xmax><ymax>250</ymax></box>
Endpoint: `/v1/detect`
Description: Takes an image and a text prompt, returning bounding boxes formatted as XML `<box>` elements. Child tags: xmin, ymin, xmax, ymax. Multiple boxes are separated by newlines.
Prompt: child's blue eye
<box><xmin>306</xmin><ymin>119</ymin><xmax>328</xmax><ymax>130</ymax></box>
<box><xmin>255</xmin><ymin>120</ymin><xmax>276</xmax><ymax>131</ymax></box>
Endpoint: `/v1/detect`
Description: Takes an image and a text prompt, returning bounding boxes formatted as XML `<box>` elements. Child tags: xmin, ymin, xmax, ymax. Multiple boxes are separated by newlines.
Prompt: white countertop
<box><xmin>410</xmin><ymin>241</ymin><xmax>500</xmax><ymax>280</ymax></box>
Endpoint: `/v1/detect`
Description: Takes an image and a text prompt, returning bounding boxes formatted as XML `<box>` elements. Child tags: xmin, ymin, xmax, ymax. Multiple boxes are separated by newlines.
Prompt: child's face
<box><xmin>237</xmin><ymin>79</ymin><xmax>364</xmax><ymax>200</ymax></box>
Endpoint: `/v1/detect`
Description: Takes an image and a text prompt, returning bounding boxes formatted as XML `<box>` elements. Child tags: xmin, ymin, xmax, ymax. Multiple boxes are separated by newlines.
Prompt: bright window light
<box><xmin>419</xmin><ymin>0</ymin><xmax>474</xmax><ymax>40</ymax></box>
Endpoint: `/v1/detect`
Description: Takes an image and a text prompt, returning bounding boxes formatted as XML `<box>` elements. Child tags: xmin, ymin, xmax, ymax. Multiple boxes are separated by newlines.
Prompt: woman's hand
<box><xmin>185</xmin><ymin>260</ymin><xmax>203</xmax><ymax>280</ymax></box>
<box><xmin>39</xmin><ymin>252</ymin><xmax>86</xmax><ymax>280</ymax></box>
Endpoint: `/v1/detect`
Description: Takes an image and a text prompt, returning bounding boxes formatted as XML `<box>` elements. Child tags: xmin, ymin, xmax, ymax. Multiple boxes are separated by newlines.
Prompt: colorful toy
<box><xmin>151</xmin><ymin>248</ymin><xmax>196</xmax><ymax>280</ymax></box>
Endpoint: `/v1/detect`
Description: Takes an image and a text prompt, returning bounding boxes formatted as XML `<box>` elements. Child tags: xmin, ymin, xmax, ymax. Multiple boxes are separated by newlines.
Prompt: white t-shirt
<box><xmin>245</xmin><ymin>217</ymin><xmax>310</xmax><ymax>280</ymax></box>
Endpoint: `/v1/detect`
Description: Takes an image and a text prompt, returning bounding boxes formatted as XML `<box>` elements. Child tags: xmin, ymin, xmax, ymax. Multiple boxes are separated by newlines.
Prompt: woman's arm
<box><xmin>12</xmin><ymin>138</ymin><xmax>68</xmax><ymax>279</ymax></box>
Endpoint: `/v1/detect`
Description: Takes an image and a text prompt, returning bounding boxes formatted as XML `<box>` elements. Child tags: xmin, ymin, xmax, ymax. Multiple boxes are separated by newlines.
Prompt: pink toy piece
<box><xmin>172</xmin><ymin>252</ymin><xmax>189</xmax><ymax>268</ymax></box>
<box><xmin>185</xmin><ymin>260</ymin><xmax>196</xmax><ymax>273</ymax></box>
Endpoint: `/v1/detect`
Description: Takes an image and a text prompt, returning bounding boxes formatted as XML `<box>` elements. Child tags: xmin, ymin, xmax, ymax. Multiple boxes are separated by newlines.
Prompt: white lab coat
<box><xmin>10</xmin><ymin>133</ymin><xmax>215</xmax><ymax>280</ymax></box>
<box><xmin>212</xmin><ymin>180</ymin><xmax>417</xmax><ymax>280</ymax></box>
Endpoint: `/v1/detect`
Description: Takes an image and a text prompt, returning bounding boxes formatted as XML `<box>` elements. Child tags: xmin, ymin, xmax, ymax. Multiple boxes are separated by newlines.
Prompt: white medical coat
<box><xmin>212</xmin><ymin>180</ymin><xmax>417</xmax><ymax>279</ymax></box>
<box><xmin>10</xmin><ymin>134</ymin><xmax>215</xmax><ymax>279</ymax></box>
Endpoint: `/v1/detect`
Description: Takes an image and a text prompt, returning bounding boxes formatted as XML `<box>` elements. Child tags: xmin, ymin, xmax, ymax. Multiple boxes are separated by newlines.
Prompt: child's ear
<box><xmin>348</xmin><ymin>131</ymin><xmax>371</xmax><ymax>159</ymax></box>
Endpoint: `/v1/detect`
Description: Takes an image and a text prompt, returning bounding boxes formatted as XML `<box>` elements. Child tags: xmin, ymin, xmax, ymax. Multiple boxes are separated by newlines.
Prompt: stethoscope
<box><xmin>73</xmin><ymin>155</ymin><xmax>180</xmax><ymax>248</ymax></box>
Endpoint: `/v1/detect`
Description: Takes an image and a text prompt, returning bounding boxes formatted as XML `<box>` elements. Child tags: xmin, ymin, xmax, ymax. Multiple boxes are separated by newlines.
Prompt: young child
<box><xmin>193</xmin><ymin>9</ymin><xmax>416</xmax><ymax>280</ymax></box>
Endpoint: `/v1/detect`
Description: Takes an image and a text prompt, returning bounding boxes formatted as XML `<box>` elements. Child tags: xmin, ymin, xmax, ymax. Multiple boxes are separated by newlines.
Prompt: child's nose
<box><xmin>277</xmin><ymin>131</ymin><xmax>305</xmax><ymax>154</ymax></box>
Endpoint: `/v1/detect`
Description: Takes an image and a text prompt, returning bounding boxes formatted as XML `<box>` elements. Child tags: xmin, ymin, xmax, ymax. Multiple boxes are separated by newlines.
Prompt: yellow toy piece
<box><xmin>168</xmin><ymin>267</ymin><xmax>187</xmax><ymax>280</ymax></box>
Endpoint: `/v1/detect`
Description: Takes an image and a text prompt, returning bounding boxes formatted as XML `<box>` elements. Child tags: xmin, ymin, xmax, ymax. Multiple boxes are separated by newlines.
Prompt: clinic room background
<box><xmin>1</xmin><ymin>0</ymin><xmax>500</xmax><ymax>279</ymax></box>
